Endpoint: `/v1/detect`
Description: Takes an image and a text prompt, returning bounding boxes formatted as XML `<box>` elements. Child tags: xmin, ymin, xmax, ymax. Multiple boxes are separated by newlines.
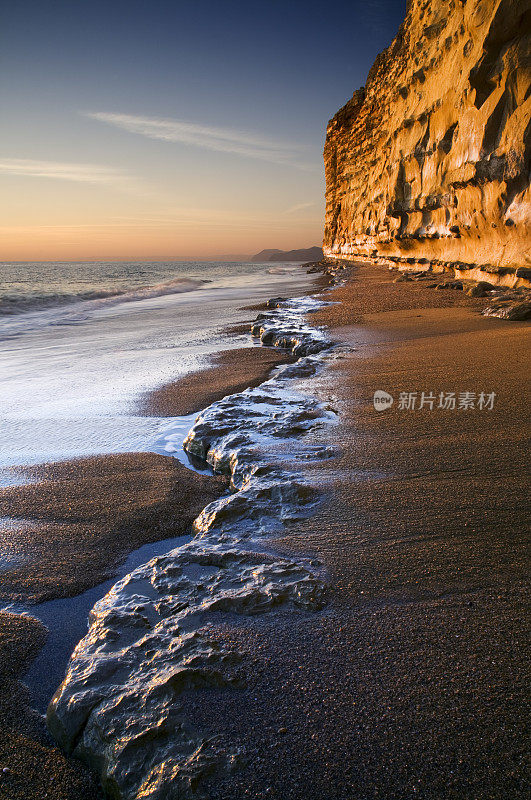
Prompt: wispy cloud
<box><xmin>0</xmin><ymin>158</ymin><xmax>129</xmax><ymax>185</ymax></box>
<box><xmin>84</xmin><ymin>112</ymin><xmax>312</xmax><ymax>169</ymax></box>
<box><xmin>111</xmin><ymin>205</ymin><xmax>323</xmax><ymax>230</ymax></box>
<box><xmin>285</xmin><ymin>201</ymin><xmax>315</xmax><ymax>214</ymax></box>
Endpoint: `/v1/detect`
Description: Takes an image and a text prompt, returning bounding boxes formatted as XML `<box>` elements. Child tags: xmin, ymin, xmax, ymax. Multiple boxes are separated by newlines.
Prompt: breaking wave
<box><xmin>0</xmin><ymin>277</ymin><xmax>208</xmax><ymax>317</ymax></box>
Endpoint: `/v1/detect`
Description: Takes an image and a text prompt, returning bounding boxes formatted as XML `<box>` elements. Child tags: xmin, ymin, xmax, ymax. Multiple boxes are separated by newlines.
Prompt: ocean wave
<box><xmin>0</xmin><ymin>276</ymin><xmax>209</xmax><ymax>317</ymax></box>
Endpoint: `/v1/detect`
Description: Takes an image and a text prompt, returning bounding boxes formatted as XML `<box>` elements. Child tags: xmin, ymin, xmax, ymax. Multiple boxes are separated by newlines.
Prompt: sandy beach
<box><xmin>0</xmin><ymin>611</ymin><xmax>103</xmax><ymax>800</ymax></box>
<box><xmin>141</xmin><ymin>346</ymin><xmax>295</xmax><ymax>417</ymax></box>
<box><xmin>0</xmin><ymin>260</ymin><xmax>320</xmax><ymax>799</ymax></box>
<box><xmin>0</xmin><ymin>262</ymin><xmax>528</xmax><ymax>799</ymax></box>
<box><xmin>0</xmin><ymin>453</ymin><xmax>227</xmax><ymax>604</ymax></box>
<box><xmin>142</xmin><ymin>261</ymin><xmax>527</xmax><ymax>800</ymax></box>
<box><xmin>185</xmin><ymin>263</ymin><xmax>529</xmax><ymax>799</ymax></box>
<box><xmin>0</xmin><ymin>452</ymin><xmax>228</xmax><ymax>799</ymax></box>
<box><xmin>3</xmin><ymin>0</ymin><xmax>529</xmax><ymax>796</ymax></box>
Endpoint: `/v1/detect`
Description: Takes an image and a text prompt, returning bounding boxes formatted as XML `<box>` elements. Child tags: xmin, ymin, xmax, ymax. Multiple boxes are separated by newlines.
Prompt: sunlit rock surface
<box><xmin>482</xmin><ymin>298</ymin><xmax>531</xmax><ymax>319</ymax></box>
<box><xmin>185</xmin><ymin>378</ymin><xmax>336</xmax><ymax>539</ymax></box>
<box><xmin>324</xmin><ymin>0</ymin><xmax>531</xmax><ymax>272</ymax></box>
<box><xmin>251</xmin><ymin>296</ymin><xmax>333</xmax><ymax>356</ymax></box>
<box><xmin>47</xmin><ymin>296</ymin><xmax>335</xmax><ymax>799</ymax></box>
<box><xmin>47</xmin><ymin>542</ymin><xmax>326</xmax><ymax>800</ymax></box>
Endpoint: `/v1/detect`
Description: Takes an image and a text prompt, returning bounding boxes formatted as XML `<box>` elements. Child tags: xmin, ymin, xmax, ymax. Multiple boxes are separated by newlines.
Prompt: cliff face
<box><xmin>323</xmin><ymin>0</ymin><xmax>531</xmax><ymax>275</ymax></box>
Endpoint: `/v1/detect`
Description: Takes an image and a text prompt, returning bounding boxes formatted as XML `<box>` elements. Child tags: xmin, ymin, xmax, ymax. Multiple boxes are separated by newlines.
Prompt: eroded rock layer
<box><xmin>324</xmin><ymin>0</ymin><xmax>531</xmax><ymax>274</ymax></box>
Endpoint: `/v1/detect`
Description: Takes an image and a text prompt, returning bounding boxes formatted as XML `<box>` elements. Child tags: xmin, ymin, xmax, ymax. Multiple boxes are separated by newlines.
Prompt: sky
<box><xmin>1</xmin><ymin>0</ymin><xmax>405</xmax><ymax>261</ymax></box>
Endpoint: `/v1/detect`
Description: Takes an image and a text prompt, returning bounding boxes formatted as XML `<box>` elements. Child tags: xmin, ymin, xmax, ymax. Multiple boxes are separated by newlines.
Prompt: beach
<box><xmin>0</xmin><ymin>261</ymin><xmax>318</xmax><ymax>798</ymax></box>
<box><xmin>0</xmin><ymin>260</ymin><xmax>529</xmax><ymax>799</ymax></box>
<box><xmin>3</xmin><ymin>0</ymin><xmax>530</xmax><ymax>795</ymax></box>
<box><xmin>192</xmin><ymin>263</ymin><xmax>530</xmax><ymax>799</ymax></box>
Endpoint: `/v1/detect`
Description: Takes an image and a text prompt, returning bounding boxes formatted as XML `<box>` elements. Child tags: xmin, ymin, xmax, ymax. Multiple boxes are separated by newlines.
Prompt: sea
<box><xmin>0</xmin><ymin>260</ymin><xmax>315</xmax><ymax>477</ymax></box>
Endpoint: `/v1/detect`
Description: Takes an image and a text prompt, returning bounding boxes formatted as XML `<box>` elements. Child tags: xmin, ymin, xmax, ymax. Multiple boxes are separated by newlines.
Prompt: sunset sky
<box><xmin>1</xmin><ymin>0</ymin><xmax>405</xmax><ymax>261</ymax></box>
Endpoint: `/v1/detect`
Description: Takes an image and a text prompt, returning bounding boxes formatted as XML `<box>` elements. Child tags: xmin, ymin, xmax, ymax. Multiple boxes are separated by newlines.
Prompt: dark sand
<box><xmin>0</xmin><ymin>452</ymin><xmax>226</xmax><ymax>604</ymax></box>
<box><xmin>141</xmin><ymin>276</ymin><xmax>331</xmax><ymax>418</ymax></box>
<box><xmin>178</xmin><ymin>262</ymin><xmax>530</xmax><ymax>800</ymax></box>
<box><xmin>0</xmin><ymin>293</ymin><xmax>295</xmax><ymax>798</ymax></box>
<box><xmin>2</xmin><ymin>264</ymin><xmax>528</xmax><ymax>799</ymax></box>
<box><xmin>0</xmin><ymin>611</ymin><xmax>103</xmax><ymax>800</ymax></box>
<box><xmin>141</xmin><ymin>346</ymin><xmax>294</xmax><ymax>417</ymax></box>
<box><xmin>0</xmin><ymin>452</ymin><xmax>227</xmax><ymax>798</ymax></box>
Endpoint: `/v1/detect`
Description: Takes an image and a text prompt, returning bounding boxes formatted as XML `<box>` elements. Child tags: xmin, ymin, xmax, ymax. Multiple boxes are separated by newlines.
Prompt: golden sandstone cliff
<box><xmin>323</xmin><ymin>0</ymin><xmax>531</xmax><ymax>283</ymax></box>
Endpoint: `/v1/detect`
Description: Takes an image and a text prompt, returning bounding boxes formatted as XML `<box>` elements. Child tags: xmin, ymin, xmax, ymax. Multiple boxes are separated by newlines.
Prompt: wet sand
<box><xmin>140</xmin><ymin>346</ymin><xmax>295</xmax><ymax>417</ymax></box>
<box><xmin>0</xmin><ymin>611</ymin><xmax>103</xmax><ymax>800</ymax></box>
<box><xmin>178</xmin><ymin>262</ymin><xmax>530</xmax><ymax>799</ymax></box>
<box><xmin>0</xmin><ymin>267</ymin><xmax>317</xmax><ymax>799</ymax></box>
<box><xmin>1</xmin><ymin>263</ymin><xmax>528</xmax><ymax>799</ymax></box>
<box><xmin>0</xmin><ymin>290</ymin><xmax>298</xmax><ymax>799</ymax></box>
<box><xmin>0</xmin><ymin>451</ymin><xmax>227</xmax><ymax>799</ymax></box>
<box><xmin>311</xmin><ymin>260</ymin><xmax>485</xmax><ymax>325</ymax></box>
<box><xmin>0</xmin><ymin>452</ymin><xmax>226</xmax><ymax>603</ymax></box>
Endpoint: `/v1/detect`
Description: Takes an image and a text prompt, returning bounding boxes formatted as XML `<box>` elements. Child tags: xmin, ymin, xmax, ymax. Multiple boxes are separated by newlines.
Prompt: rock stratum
<box><xmin>323</xmin><ymin>0</ymin><xmax>531</xmax><ymax>278</ymax></box>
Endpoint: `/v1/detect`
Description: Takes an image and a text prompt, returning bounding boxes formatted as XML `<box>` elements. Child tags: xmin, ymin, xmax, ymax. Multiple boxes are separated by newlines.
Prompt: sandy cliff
<box><xmin>323</xmin><ymin>0</ymin><xmax>531</xmax><ymax>279</ymax></box>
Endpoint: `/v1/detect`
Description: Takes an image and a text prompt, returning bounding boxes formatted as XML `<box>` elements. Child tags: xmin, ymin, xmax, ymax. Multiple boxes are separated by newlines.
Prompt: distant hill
<box><xmin>251</xmin><ymin>246</ymin><xmax>323</xmax><ymax>263</ymax></box>
<box><xmin>250</xmin><ymin>249</ymin><xmax>284</xmax><ymax>263</ymax></box>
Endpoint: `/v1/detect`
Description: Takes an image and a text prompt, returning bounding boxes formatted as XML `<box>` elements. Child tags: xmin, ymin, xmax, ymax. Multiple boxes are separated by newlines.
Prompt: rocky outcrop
<box><xmin>47</xmin><ymin>542</ymin><xmax>326</xmax><ymax>800</ymax></box>
<box><xmin>47</xmin><ymin>297</ymin><xmax>337</xmax><ymax>800</ymax></box>
<box><xmin>323</xmin><ymin>0</ymin><xmax>531</xmax><ymax>277</ymax></box>
<box><xmin>250</xmin><ymin>296</ymin><xmax>333</xmax><ymax>355</ymax></box>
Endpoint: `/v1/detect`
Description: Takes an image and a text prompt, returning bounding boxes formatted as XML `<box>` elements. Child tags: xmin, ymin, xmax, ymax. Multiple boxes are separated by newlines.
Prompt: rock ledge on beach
<box><xmin>46</xmin><ymin>295</ymin><xmax>336</xmax><ymax>800</ymax></box>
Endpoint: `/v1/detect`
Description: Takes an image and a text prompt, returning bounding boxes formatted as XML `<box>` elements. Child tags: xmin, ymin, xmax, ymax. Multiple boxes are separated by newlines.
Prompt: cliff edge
<box><xmin>323</xmin><ymin>0</ymin><xmax>531</xmax><ymax>278</ymax></box>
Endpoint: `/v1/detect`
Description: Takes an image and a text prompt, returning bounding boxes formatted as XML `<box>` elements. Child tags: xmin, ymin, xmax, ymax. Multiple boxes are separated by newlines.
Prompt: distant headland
<box><xmin>250</xmin><ymin>246</ymin><xmax>324</xmax><ymax>263</ymax></box>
